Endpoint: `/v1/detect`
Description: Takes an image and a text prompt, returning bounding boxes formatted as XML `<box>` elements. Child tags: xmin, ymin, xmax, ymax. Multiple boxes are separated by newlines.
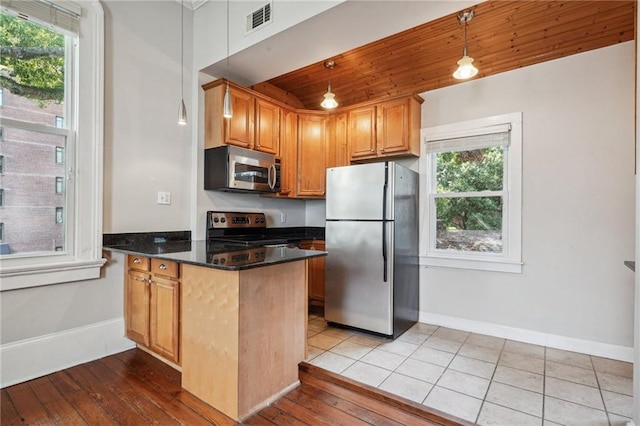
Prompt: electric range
<box><xmin>206</xmin><ymin>211</ymin><xmax>296</xmax><ymax>267</ymax></box>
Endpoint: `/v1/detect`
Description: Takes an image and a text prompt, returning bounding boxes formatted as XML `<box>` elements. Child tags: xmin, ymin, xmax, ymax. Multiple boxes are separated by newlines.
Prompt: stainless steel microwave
<box><xmin>204</xmin><ymin>145</ymin><xmax>280</xmax><ymax>193</ymax></box>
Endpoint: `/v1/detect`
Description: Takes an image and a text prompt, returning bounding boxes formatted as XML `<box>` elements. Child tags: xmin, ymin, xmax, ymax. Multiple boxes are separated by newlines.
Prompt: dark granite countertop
<box><xmin>103</xmin><ymin>239</ymin><xmax>326</xmax><ymax>271</ymax></box>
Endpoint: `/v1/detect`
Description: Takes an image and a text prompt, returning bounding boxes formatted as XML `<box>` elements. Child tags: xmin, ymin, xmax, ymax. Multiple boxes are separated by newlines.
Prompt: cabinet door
<box><xmin>255</xmin><ymin>98</ymin><xmax>280</xmax><ymax>155</ymax></box>
<box><xmin>125</xmin><ymin>270</ymin><xmax>150</xmax><ymax>346</ymax></box>
<box><xmin>307</xmin><ymin>241</ymin><xmax>326</xmax><ymax>307</ymax></box>
<box><xmin>225</xmin><ymin>88</ymin><xmax>255</xmax><ymax>149</ymax></box>
<box><xmin>297</xmin><ymin>114</ymin><xmax>326</xmax><ymax>197</ymax></box>
<box><xmin>149</xmin><ymin>276</ymin><xmax>180</xmax><ymax>364</ymax></box>
<box><xmin>348</xmin><ymin>106</ymin><xmax>377</xmax><ymax>161</ymax></box>
<box><xmin>376</xmin><ymin>97</ymin><xmax>420</xmax><ymax>157</ymax></box>
<box><xmin>327</xmin><ymin>112</ymin><xmax>349</xmax><ymax>168</ymax></box>
<box><xmin>278</xmin><ymin>109</ymin><xmax>297</xmax><ymax>196</ymax></box>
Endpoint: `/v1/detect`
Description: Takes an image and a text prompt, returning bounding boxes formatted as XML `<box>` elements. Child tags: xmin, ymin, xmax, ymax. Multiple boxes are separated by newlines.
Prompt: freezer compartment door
<box><xmin>326</xmin><ymin>163</ymin><xmax>393</xmax><ymax>220</ymax></box>
<box><xmin>325</xmin><ymin>220</ymin><xmax>394</xmax><ymax>335</ymax></box>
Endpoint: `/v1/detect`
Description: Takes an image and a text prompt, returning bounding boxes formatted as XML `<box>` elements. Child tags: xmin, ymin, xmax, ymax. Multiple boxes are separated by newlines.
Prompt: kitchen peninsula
<box><xmin>104</xmin><ymin>237</ymin><xmax>326</xmax><ymax>421</ymax></box>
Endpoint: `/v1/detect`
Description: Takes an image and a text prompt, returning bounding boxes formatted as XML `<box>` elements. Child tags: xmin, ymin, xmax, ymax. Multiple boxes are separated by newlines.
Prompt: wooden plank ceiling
<box><xmin>261</xmin><ymin>0</ymin><xmax>635</xmax><ymax>110</ymax></box>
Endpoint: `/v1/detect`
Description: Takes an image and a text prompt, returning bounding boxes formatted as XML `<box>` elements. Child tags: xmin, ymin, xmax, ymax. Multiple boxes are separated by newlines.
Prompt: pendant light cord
<box><xmin>181</xmin><ymin>0</ymin><xmax>184</xmax><ymax>99</ymax></box>
<box><xmin>463</xmin><ymin>17</ymin><xmax>468</xmax><ymax>57</ymax></box>
<box><xmin>226</xmin><ymin>0</ymin><xmax>230</xmax><ymax>81</ymax></box>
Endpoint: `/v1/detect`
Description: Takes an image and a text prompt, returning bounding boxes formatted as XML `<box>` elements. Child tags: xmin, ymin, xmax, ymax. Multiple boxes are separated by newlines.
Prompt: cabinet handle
<box><xmin>133</xmin><ymin>258</ymin><xmax>141</xmax><ymax>264</ymax></box>
<box><xmin>380</xmin><ymin>148</ymin><xmax>385</xmax><ymax>153</ymax></box>
<box><xmin>159</xmin><ymin>264</ymin><xmax>167</xmax><ymax>270</ymax></box>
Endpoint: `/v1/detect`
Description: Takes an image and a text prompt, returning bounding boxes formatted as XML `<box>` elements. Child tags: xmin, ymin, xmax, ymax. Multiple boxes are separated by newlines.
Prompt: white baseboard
<box><xmin>419</xmin><ymin>311</ymin><xmax>634</xmax><ymax>362</ymax></box>
<box><xmin>0</xmin><ymin>317</ymin><xmax>135</xmax><ymax>388</ymax></box>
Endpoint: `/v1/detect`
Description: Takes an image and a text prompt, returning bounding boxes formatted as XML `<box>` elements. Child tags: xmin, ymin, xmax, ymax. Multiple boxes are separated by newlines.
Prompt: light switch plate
<box><xmin>157</xmin><ymin>191</ymin><xmax>171</xmax><ymax>205</ymax></box>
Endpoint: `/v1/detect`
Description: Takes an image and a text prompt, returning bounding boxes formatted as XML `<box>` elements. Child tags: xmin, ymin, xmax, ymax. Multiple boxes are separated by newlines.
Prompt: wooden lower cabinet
<box><xmin>125</xmin><ymin>269</ymin><xmax>150</xmax><ymax>346</ymax></box>
<box><xmin>125</xmin><ymin>255</ymin><xmax>180</xmax><ymax>365</ymax></box>
<box><xmin>301</xmin><ymin>240</ymin><xmax>325</xmax><ymax>312</ymax></box>
<box><xmin>149</xmin><ymin>275</ymin><xmax>180</xmax><ymax>363</ymax></box>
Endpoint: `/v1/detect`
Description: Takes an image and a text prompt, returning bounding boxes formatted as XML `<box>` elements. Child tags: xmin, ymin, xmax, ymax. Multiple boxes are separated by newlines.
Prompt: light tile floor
<box><xmin>306</xmin><ymin>315</ymin><xmax>634</xmax><ymax>426</ymax></box>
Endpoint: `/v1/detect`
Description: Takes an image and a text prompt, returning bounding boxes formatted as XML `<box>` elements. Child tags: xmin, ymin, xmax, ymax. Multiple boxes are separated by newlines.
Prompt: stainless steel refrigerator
<box><xmin>325</xmin><ymin>161</ymin><xmax>419</xmax><ymax>339</ymax></box>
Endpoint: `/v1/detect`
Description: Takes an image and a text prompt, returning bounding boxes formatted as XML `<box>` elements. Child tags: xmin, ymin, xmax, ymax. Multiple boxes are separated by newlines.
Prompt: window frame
<box><xmin>0</xmin><ymin>1</ymin><xmax>105</xmax><ymax>291</ymax></box>
<box><xmin>420</xmin><ymin>112</ymin><xmax>523</xmax><ymax>273</ymax></box>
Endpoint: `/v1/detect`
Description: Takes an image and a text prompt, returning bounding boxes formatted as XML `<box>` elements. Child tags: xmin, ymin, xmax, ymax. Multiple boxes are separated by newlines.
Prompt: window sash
<box><xmin>425</xmin><ymin>126</ymin><xmax>511</xmax><ymax>154</ymax></box>
<box><xmin>2</xmin><ymin>0</ymin><xmax>80</xmax><ymax>34</ymax></box>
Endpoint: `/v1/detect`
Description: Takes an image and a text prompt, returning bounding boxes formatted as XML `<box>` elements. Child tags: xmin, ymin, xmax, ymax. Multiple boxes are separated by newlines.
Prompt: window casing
<box><xmin>420</xmin><ymin>112</ymin><xmax>522</xmax><ymax>273</ymax></box>
<box><xmin>0</xmin><ymin>1</ymin><xmax>105</xmax><ymax>290</ymax></box>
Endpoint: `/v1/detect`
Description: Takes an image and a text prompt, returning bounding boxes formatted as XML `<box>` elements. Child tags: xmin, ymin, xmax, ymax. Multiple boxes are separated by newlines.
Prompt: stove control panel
<box><xmin>207</xmin><ymin>211</ymin><xmax>266</xmax><ymax>229</ymax></box>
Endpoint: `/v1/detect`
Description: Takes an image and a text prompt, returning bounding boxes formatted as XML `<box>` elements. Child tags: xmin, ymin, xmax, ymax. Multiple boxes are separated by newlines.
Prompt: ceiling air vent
<box><xmin>246</xmin><ymin>2</ymin><xmax>272</xmax><ymax>34</ymax></box>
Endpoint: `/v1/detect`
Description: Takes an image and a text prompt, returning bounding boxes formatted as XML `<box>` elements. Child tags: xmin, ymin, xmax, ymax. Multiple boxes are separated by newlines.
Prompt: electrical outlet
<box><xmin>280</xmin><ymin>212</ymin><xmax>286</xmax><ymax>223</ymax></box>
<box><xmin>157</xmin><ymin>191</ymin><xmax>171</xmax><ymax>205</ymax></box>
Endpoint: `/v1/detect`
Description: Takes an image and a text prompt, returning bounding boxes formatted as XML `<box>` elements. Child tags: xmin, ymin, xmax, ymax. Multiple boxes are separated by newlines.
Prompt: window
<box><xmin>0</xmin><ymin>1</ymin><xmax>105</xmax><ymax>291</ymax></box>
<box><xmin>0</xmin><ymin>155</ymin><xmax>3</xmax><ymax>173</ymax></box>
<box><xmin>55</xmin><ymin>176</ymin><xmax>64</xmax><ymax>194</ymax></box>
<box><xmin>421</xmin><ymin>112</ymin><xmax>522</xmax><ymax>273</ymax></box>
<box><xmin>0</xmin><ymin>223</ymin><xmax>3</xmax><ymax>241</ymax></box>
<box><xmin>0</xmin><ymin>189</ymin><xmax>3</xmax><ymax>207</ymax></box>
<box><xmin>0</xmin><ymin>88</ymin><xmax>3</xmax><ymax>107</ymax></box>
<box><xmin>55</xmin><ymin>207</ymin><xmax>64</xmax><ymax>224</ymax></box>
<box><xmin>55</xmin><ymin>146</ymin><xmax>64</xmax><ymax>164</ymax></box>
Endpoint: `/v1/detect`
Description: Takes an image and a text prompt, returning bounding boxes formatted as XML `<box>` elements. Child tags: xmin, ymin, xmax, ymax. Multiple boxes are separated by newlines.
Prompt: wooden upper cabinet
<box><xmin>255</xmin><ymin>98</ymin><xmax>281</xmax><ymax>155</ymax></box>
<box><xmin>348</xmin><ymin>106</ymin><xmax>377</xmax><ymax>162</ymax></box>
<box><xmin>226</xmin><ymin>88</ymin><xmax>255</xmax><ymax>149</ymax></box>
<box><xmin>297</xmin><ymin>114</ymin><xmax>326</xmax><ymax>198</ymax></box>
<box><xmin>204</xmin><ymin>82</ymin><xmax>255</xmax><ymax>150</ymax></box>
<box><xmin>327</xmin><ymin>112</ymin><xmax>349</xmax><ymax>169</ymax></box>
<box><xmin>376</xmin><ymin>96</ymin><xmax>422</xmax><ymax>157</ymax></box>
<box><xmin>278</xmin><ymin>108</ymin><xmax>298</xmax><ymax>197</ymax></box>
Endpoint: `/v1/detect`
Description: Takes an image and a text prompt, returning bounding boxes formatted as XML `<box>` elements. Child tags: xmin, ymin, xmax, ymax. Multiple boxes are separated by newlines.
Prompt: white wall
<box><xmin>103</xmin><ymin>1</ymin><xmax>193</xmax><ymax>233</ymax></box>
<box><xmin>419</xmin><ymin>42</ymin><xmax>635</xmax><ymax>356</ymax></box>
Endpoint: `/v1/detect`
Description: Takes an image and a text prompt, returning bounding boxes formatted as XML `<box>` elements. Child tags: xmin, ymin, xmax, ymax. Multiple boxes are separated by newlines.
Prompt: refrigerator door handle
<box><xmin>382</xmin><ymin>222</ymin><xmax>388</xmax><ymax>282</ymax></box>
<box><xmin>382</xmin><ymin>162</ymin><xmax>388</xmax><ymax>282</ymax></box>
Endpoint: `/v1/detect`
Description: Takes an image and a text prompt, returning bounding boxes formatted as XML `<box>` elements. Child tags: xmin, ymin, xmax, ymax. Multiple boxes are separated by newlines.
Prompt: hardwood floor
<box><xmin>2</xmin><ymin>349</ymin><xmax>467</xmax><ymax>425</ymax></box>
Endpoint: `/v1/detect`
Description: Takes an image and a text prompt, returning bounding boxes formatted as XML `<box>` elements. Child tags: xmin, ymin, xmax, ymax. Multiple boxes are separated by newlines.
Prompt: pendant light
<box><xmin>320</xmin><ymin>60</ymin><xmax>338</xmax><ymax>109</ymax></box>
<box><xmin>178</xmin><ymin>0</ymin><xmax>187</xmax><ymax>125</ymax></box>
<box><xmin>453</xmin><ymin>10</ymin><xmax>479</xmax><ymax>80</ymax></box>
<box><xmin>222</xmin><ymin>0</ymin><xmax>233</xmax><ymax>118</ymax></box>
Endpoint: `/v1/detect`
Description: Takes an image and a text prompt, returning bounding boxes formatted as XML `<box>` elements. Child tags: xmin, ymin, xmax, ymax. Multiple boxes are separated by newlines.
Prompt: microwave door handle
<box><xmin>268</xmin><ymin>164</ymin><xmax>276</xmax><ymax>190</ymax></box>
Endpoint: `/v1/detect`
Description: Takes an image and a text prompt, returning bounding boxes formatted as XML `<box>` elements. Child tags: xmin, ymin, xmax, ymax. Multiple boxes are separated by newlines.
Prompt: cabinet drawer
<box><xmin>128</xmin><ymin>255</ymin><xmax>150</xmax><ymax>271</ymax></box>
<box><xmin>151</xmin><ymin>258</ymin><xmax>179</xmax><ymax>278</ymax></box>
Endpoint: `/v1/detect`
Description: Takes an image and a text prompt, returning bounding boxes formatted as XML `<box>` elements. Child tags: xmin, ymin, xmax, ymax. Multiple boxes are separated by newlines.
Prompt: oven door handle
<box><xmin>268</xmin><ymin>164</ymin><xmax>276</xmax><ymax>190</ymax></box>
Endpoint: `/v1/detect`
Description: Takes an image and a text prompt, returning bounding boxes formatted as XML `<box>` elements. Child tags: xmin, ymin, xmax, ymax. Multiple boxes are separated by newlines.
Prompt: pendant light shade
<box><xmin>179</xmin><ymin>99</ymin><xmax>187</xmax><ymax>125</ymax></box>
<box><xmin>178</xmin><ymin>0</ymin><xmax>187</xmax><ymax>125</ymax></box>
<box><xmin>453</xmin><ymin>55</ymin><xmax>478</xmax><ymax>80</ymax></box>
<box><xmin>223</xmin><ymin>82</ymin><xmax>233</xmax><ymax>118</ymax></box>
<box><xmin>453</xmin><ymin>10</ymin><xmax>478</xmax><ymax>80</ymax></box>
<box><xmin>320</xmin><ymin>60</ymin><xmax>338</xmax><ymax>109</ymax></box>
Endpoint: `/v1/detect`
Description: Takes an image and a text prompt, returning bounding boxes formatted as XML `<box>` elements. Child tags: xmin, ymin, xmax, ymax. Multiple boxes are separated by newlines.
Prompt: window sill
<box><xmin>420</xmin><ymin>255</ymin><xmax>522</xmax><ymax>273</ymax></box>
<box><xmin>0</xmin><ymin>259</ymin><xmax>106</xmax><ymax>291</ymax></box>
